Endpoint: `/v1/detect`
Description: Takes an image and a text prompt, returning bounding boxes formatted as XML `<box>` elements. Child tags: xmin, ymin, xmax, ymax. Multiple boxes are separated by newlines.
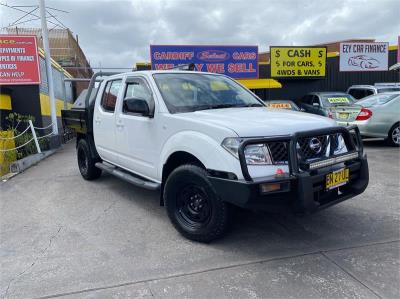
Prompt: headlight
<box><xmin>221</xmin><ymin>138</ymin><xmax>273</xmax><ymax>165</ymax></box>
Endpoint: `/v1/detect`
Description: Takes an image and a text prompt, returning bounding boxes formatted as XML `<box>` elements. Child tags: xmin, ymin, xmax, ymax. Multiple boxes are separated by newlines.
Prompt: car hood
<box><xmin>178</xmin><ymin>107</ymin><xmax>337</xmax><ymax>137</ymax></box>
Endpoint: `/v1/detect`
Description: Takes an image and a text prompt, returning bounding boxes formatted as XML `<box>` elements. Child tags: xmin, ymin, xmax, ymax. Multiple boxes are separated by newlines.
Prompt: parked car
<box><xmin>347</xmin><ymin>84</ymin><xmax>400</xmax><ymax>100</ymax></box>
<box><xmin>62</xmin><ymin>71</ymin><xmax>368</xmax><ymax>242</ymax></box>
<box><xmin>298</xmin><ymin>92</ymin><xmax>362</xmax><ymax>123</ymax></box>
<box><xmin>265</xmin><ymin>100</ymin><xmax>300</xmax><ymax>111</ymax></box>
<box><xmin>347</xmin><ymin>93</ymin><xmax>400</xmax><ymax>146</ymax></box>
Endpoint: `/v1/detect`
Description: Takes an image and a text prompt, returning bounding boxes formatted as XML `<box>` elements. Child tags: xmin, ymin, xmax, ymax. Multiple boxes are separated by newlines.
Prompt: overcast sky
<box><xmin>0</xmin><ymin>0</ymin><xmax>399</xmax><ymax>69</ymax></box>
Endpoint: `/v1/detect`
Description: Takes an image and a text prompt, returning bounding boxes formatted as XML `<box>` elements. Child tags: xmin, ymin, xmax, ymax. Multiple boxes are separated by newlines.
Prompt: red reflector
<box><xmin>356</xmin><ymin>108</ymin><xmax>372</xmax><ymax>121</ymax></box>
<box><xmin>276</xmin><ymin>168</ymin><xmax>284</xmax><ymax>175</ymax></box>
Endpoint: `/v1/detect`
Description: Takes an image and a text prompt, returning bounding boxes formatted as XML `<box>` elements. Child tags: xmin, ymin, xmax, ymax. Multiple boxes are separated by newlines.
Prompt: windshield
<box><xmin>358</xmin><ymin>94</ymin><xmax>399</xmax><ymax>107</ymax></box>
<box><xmin>377</xmin><ymin>87</ymin><xmax>400</xmax><ymax>93</ymax></box>
<box><xmin>321</xmin><ymin>94</ymin><xmax>356</xmax><ymax>106</ymax></box>
<box><xmin>153</xmin><ymin>73</ymin><xmax>264</xmax><ymax>113</ymax></box>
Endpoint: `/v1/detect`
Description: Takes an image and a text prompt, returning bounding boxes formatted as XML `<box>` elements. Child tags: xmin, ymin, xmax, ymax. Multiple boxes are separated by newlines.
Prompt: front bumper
<box><xmin>208</xmin><ymin>126</ymin><xmax>369</xmax><ymax>213</ymax></box>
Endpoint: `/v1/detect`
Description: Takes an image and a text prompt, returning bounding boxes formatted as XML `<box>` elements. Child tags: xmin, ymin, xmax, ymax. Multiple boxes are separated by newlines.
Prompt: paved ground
<box><xmin>1</xmin><ymin>140</ymin><xmax>399</xmax><ymax>299</ymax></box>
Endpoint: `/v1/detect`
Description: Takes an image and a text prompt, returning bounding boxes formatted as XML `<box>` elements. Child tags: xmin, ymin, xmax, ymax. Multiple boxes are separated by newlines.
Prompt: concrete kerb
<box><xmin>1</xmin><ymin>149</ymin><xmax>57</xmax><ymax>183</ymax></box>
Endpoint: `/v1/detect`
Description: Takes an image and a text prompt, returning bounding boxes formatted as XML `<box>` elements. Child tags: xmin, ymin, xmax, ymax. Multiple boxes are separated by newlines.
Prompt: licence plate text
<box><xmin>326</xmin><ymin>168</ymin><xmax>349</xmax><ymax>190</ymax></box>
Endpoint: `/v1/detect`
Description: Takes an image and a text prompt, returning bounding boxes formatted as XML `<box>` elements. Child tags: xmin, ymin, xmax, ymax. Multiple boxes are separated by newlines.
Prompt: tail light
<box><xmin>356</xmin><ymin>108</ymin><xmax>372</xmax><ymax>121</ymax></box>
<box><xmin>327</xmin><ymin>111</ymin><xmax>333</xmax><ymax>119</ymax></box>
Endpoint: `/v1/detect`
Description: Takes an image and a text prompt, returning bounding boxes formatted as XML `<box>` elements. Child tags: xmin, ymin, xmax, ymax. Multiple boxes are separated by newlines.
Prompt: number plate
<box><xmin>338</xmin><ymin>112</ymin><xmax>349</xmax><ymax>120</ymax></box>
<box><xmin>326</xmin><ymin>168</ymin><xmax>349</xmax><ymax>190</ymax></box>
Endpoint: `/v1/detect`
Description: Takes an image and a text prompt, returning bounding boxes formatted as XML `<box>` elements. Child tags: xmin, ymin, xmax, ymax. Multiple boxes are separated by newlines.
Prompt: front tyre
<box><xmin>387</xmin><ymin>122</ymin><xmax>400</xmax><ymax>147</ymax></box>
<box><xmin>77</xmin><ymin>139</ymin><xmax>102</xmax><ymax>180</ymax></box>
<box><xmin>164</xmin><ymin>164</ymin><xmax>231</xmax><ymax>243</ymax></box>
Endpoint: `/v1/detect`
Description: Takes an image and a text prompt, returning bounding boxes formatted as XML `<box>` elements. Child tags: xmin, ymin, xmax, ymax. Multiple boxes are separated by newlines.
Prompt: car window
<box><xmin>153</xmin><ymin>73</ymin><xmax>263</xmax><ymax>113</ymax></box>
<box><xmin>348</xmin><ymin>89</ymin><xmax>365</xmax><ymax>99</ymax></box>
<box><xmin>123</xmin><ymin>78</ymin><xmax>154</xmax><ymax>114</ymax></box>
<box><xmin>321</xmin><ymin>94</ymin><xmax>355</xmax><ymax>106</ymax></box>
<box><xmin>311</xmin><ymin>96</ymin><xmax>320</xmax><ymax>106</ymax></box>
<box><xmin>101</xmin><ymin>79</ymin><xmax>122</xmax><ymax>112</ymax></box>
<box><xmin>377</xmin><ymin>88</ymin><xmax>400</xmax><ymax>93</ymax></box>
<box><xmin>365</xmin><ymin>89</ymin><xmax>374</xmax><ymax>96</ymax></box>
<box><xmin>358</xmin><ymin>94</ymin><xmax>399</xmax><ymax>107</ymax></box>
<box><xmin>300</xmin><ymin>95</ymin><xmax>313</xmax><ymax>105</ymax></box>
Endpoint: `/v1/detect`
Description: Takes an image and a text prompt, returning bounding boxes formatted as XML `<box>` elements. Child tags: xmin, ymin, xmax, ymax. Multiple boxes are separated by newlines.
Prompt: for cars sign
<box><xmin>340</xmin><ymin>42</ymin><xmax>389</xmax><ymax>72</ymax></box>
<box><xmin>150</xmin><ymin>45</ymin><xmax>258</xmax><ymax>79</ymax></box>
<box><xmin>270</xmin><ymin>46</ymin><xmax>326</xmax><ymax>78</ymax></box>
<box><xmin>0</xmin><ymin>35</ymin><xmax>41</xmax><ymax>85</ymax></box>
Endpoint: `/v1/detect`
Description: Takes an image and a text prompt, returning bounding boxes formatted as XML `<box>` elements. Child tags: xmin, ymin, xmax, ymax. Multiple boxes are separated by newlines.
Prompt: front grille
<box><xmin>267</xmin><ymin>141</ymin><xmax>289</xmax><ymax>164</ymax></box>
<box><xmin>297</xmin><ymin>133</ymin><xmax>344</xmax><ymax>162</ymax></box>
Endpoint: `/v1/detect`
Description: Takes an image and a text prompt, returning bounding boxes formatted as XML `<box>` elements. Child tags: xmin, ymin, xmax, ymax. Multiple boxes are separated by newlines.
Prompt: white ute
<box><xmin>62</xmin><ymin>70</ymin><xmax>369</xmax><ymax>242</ymax></box>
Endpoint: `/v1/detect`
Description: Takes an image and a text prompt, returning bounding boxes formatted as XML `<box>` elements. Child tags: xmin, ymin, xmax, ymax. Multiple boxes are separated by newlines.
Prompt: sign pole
<box><xmin>39</xmin><ymin>0</ymin><xmax>59</xmax><ymax>135</ymax></box>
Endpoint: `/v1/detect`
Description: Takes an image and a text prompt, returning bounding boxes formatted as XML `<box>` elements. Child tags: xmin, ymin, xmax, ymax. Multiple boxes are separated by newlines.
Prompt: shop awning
<box><xmin>237</xmin><ymin>78</ymin><xmax>282</xmax><ymax>89</ymax></box>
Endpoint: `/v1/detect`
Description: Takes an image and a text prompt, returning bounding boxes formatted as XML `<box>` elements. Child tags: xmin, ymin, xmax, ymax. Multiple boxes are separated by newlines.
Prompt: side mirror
<box><xmin>123</xmin><ymin>97</ymin><xmax>151</xmax><ymax>116</ymax></box>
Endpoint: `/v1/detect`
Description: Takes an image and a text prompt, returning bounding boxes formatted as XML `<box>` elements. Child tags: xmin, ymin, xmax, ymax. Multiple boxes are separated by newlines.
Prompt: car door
<box><xmin>114</xmin><ymin>76</ymin><xmax>159</xmax><ymax>180</ymax></box>
<box><xmin>93</xmin><ymin>79</ymin><xmax>123</xmax><ymax>164</ymax></box>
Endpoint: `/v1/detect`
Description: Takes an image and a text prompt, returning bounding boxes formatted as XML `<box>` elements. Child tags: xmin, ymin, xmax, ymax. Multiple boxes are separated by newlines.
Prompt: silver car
<box><xmin>348</xmin><ymin>93</ymin><xmax>400</xmax><ymax>146</ymax></box>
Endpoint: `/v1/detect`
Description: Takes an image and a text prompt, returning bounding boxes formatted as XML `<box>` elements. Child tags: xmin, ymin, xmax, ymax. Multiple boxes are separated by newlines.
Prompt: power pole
<box><xmin>39</xmin><ymin>0</ymin><xmax>58</xmax><ymax>136</ymax></box>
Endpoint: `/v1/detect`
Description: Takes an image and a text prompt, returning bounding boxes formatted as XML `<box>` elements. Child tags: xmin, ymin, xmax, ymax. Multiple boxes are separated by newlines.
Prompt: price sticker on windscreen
<box><xmin>327</xmin><ymin>97</ymin><xmax>350</xmax><ymax>104</ymax></box>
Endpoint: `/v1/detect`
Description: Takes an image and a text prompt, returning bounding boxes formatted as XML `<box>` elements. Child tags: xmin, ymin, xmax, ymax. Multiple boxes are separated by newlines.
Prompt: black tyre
<box><xmin>77</xmin><ymin>139</ymin><xmax>102</xmax><ymax>180</ymax></box>
<box><xmin>387</xmin><ymin>122</ymin><xmax>400</xmax><ymax>147</ymax></box>
<box><xmin>164</xmin><ymin>164</ymin><xmax>231</xmax><ymax>243</ymax></box>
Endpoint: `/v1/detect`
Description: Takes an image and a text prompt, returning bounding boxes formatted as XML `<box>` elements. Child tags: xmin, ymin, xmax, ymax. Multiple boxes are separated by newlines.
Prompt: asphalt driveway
<box><xmin>1</xmin><ymin>140</ymin><xmax>399</xmax><ymax>299</ymax></box>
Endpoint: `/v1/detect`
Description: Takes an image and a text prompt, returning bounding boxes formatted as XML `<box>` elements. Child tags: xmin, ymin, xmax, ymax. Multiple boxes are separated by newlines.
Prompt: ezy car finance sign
<box><xmin>340</xmin><ymin>42</ymin><xmax>389</xmax><ymax>72</ymax></box>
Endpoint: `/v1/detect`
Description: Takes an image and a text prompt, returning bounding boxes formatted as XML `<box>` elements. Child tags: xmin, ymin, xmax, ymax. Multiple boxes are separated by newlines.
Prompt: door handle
<box><xmin>116</xmin><ymin>121</ymin><xmax>124</xmax><ymax>128</ymax></box>
<box><xmin>95</xmin><ymin>117</ymin><xmax>101</xmax><ymax>124</ymax></box>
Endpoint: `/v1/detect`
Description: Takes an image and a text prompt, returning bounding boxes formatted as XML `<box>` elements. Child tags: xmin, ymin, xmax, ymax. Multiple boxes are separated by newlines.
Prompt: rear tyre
<box><xmin>387</xmin><ymin>123</ymin><xmax>400</xmax><ymax>147</ymax></box>
<box><xmin>164</xmin><ymin>164</ymin><xmax>231</xmax><ymax>243</ymax></box>
<box><xmin>77</xmin><ymin>139</ymin><xmax>102</xmax><ymax>180</ymax></box>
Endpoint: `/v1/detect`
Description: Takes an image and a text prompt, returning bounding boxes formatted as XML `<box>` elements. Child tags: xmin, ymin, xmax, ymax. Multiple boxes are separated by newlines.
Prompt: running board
<box><xmin>95</xmin><ymin>162</ymin><xmax>160</xmax><ymax>191</ymax></box>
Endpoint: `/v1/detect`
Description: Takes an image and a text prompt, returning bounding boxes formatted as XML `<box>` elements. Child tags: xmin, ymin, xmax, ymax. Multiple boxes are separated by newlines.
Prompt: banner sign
<box><xmin>150</xmin><ymin>45</ymin><xmax>258</xmax><ymax>79</ymax></box>
<box><xmin>398</xmin><ymin>36</ymin><xmax>400</xmax><ymax>63</ymax></box>
<box><xmin>0</xmin><ymin>35</ymin><xmax>41</xmax><ymax>85</ymax></box>
<box><xmin>340</xmin><ymin>42</ymin><xmax>389</xmax><ymax>72</ymax></box>
<box><xmin>270</xmin><ymin>46</ymin><xmax>326</xmax><ymax>78</ymax></box>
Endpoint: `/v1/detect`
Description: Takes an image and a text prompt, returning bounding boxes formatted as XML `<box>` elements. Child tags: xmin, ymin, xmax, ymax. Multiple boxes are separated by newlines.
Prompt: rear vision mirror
<box><xmin>123</xmin><ymin>97</ymin><xmax>151</xmax><ymax>117</ymax></box>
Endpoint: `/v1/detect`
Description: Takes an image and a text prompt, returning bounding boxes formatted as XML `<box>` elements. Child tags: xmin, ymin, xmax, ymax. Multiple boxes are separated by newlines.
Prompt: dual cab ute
<box><xmin>62</xmin><ymin>70</ymin><xmax>369</xmax><ymax>242</ymax></box>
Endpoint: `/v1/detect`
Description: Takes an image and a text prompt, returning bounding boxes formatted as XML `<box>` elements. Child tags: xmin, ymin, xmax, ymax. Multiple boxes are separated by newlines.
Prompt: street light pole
<box><xmin>39</xmin><ymin>0</ymin><xmax>58</xmax><ymax>136</ymax></box>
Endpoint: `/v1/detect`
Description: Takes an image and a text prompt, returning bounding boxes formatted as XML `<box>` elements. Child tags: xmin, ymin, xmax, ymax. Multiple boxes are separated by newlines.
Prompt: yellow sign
<box><xmin>270</xmin><ymin>47</ymin><xmax>326</xmax><ymax>78</ymax></box>
<box><xmin>327</xmin><ymin>97</ymin><xmax>350</xmax><ymax>104</ymax></box>
<box><xmin>268</xmin><ymin>103</ymin><xmax>292</xmax><ymax>109</ymax></box>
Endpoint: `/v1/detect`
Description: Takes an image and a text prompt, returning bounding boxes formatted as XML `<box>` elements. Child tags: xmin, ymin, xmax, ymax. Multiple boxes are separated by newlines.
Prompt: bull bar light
<box><xmin>308</xmin><ymin>152</ymin><xmax>359</xmax><ymax>170</ymax></box>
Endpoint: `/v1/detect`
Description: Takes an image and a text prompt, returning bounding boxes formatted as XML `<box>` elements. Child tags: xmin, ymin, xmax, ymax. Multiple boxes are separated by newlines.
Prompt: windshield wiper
<box><xmin>194</xmin><ymin>104</ymin><xmax>239</xmax><ymax>111</ymax></box>
<box><xmin>244</xmin><ymin>103</ymin><xmax>264</xmax><ymax>107</ymax></box>
<box><xmin>193</xmin><ymin>103</ymin><xmax>264</xmax><ymax>111</ymax></box>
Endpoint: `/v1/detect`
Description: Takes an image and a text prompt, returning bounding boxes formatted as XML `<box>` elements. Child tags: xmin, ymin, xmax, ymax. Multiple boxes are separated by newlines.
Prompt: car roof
<box><xmin>105</xmin><ymin>70</ymin><xmax>224</xmax><ymax>80</ymax></box>
<box><xmin>347</xmin><ymin>85</ymin><xmax>376</xmax><ymax>89</ymax></box>
<box><xmin>308</xmin><ymin>92</ymin><xmax>349</xmax><ymax>95</ymax></box>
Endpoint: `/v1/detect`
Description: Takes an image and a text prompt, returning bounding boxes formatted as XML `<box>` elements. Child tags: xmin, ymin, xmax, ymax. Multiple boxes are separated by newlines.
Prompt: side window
<box><xmin>348</xmin><ymin>89</ymin><xmax>363</xmax><ymax>100</ymax></box>
<box><xmin>101</xmin><ymin>80</ymin><xmax>122</xmax><ymax>112</ymax></box>
<box><xmin>365</xmin><ymin>89</ymin><xmax>374</xmax><ymax>97</ymax></box>
<box><xmin>301</xmin><ymin>95</ymin><xmax>312</xmax><ymax>105</ymax></box>
<box><xmin>123</xmin><ymin>78</ymin><xmax>153</xmax><ymax>114</ymax></box>
<box><xmin>311</xmin><ymin>96</ymin><xmax>320</xmax><ymax>106</ymax></box>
